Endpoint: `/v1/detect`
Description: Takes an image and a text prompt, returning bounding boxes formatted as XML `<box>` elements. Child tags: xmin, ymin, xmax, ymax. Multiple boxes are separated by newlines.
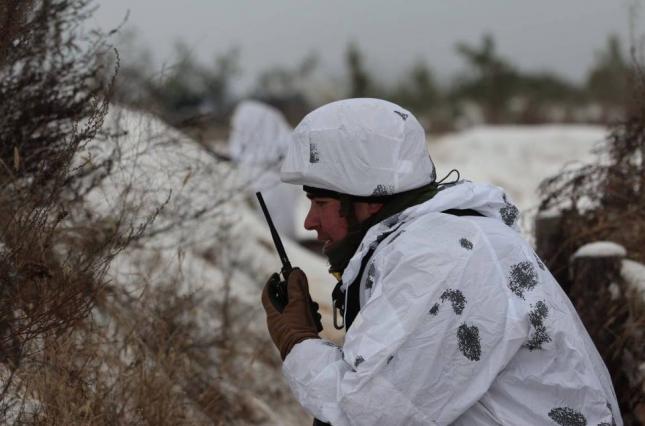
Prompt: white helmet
<box><xmin>280</xmin><ymin>98</ymin><xmax>435</xmax><ymax>198</ymax></box>
<box><xmin>229</xmin><ymin>100</ymin><xmax>292</xmax><ymax>166</ymax></box>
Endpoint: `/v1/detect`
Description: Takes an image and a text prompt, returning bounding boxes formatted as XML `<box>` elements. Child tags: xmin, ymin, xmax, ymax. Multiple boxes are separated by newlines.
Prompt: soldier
<box><xmin>261</xmin><ymin>98</ymin><xmax>621</xmax><ymax>425</ymax></box>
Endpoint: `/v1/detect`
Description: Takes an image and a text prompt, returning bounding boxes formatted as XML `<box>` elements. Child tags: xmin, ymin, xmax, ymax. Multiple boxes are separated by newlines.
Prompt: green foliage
<box><xmin>392</xmin><ymin>61</ymin><xmax>439</xmax><ymax>114</ymax></box>
<box><xmin>112</xmin><ymin>32</ymin><xmax>632</xmax><ymax>131</ymax></box>
<box><xmin>114</xmin><ymin>42</ymin><xmax>241</xmax><ymax>127</ymax></box>
<box><xmin>586</xmin><ymin>35</ymin><xmax>630</xmax><ymax>106</ymax></box>
<box><xmin>346</xmin><ymin>42</ymin><xmax>373</xmax><ymax>98</ymax></box>
<box><xmin>450</xmin><ymin>34</ymin><xmax>581</xmax><ymax>124</ymax></box>
<box><xmin>254</xmin><ymin>53</ymin><xmax>318</xmax><ymax>99</ymax></box>
<box><xmin>453</xmin><ymin>34</ymin><xmax>518</xmax><ymax>120</ymax></box>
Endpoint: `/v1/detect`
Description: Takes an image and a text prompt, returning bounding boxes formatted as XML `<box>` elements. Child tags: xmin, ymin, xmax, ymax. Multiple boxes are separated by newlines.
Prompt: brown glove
<box><xmin>261</xmin><ymin>268</ymin><xmax>321</xmax><ymax>360</ymax></box>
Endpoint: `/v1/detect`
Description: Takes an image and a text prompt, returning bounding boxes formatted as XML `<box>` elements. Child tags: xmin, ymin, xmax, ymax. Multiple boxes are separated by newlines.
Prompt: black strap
<box><xmin>304</xmin><ymin>182</ymin><xmax>439</xmax><ymax>203</ymax></box>
<box><xmin>442</xmin><ymin>208</ymin><xmax>484</xmax><ymax>217</ymax></box>
<box><xmin>344</xmin><ymin>224</ymin><xmax>403</xmax><ymax>330</ymax></box>
<box><xmin>344</xmin><ymin>252</ymin><xmax>369</xmax><ymax>330</ymax></box>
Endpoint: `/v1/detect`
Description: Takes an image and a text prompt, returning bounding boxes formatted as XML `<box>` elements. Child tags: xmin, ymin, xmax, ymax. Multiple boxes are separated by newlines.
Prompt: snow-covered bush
<box><xmin>537</xmin><ymin>61</ymin><xmax>645</xmax><ymax>424</ymax></box>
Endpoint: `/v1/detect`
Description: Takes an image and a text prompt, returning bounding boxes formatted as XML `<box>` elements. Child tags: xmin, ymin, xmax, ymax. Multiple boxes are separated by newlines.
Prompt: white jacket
<box><xmin>283</xmin><ymin>181</ymin><xmax>621</xmax><ymax>425</ymax></box>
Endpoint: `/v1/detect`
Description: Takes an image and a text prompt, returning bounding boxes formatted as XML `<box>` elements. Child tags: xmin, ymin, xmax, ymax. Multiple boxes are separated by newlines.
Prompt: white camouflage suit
<box><xmin>280</xmin><ymin>99</ymin><xmax>622</xmax><ymax>425</ymax></box>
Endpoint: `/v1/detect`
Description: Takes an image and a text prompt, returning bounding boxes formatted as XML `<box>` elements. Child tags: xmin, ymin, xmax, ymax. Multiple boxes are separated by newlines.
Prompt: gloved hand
<box><xmin>261</xmin><ymin>268</ymin><xmax>322</xmax><ymax>360</ymax></box>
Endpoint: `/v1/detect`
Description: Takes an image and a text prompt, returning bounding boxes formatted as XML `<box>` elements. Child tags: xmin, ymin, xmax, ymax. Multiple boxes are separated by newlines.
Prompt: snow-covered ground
<box><xmin>572</xmin><ymin>241</ymin><xmax>627</xmax><ymax>259</ymax></box>
<box><xmin>78</xmin><ymin>106</ymin><xmax>340</xmax><ymax>424</ymax></box>
<box><xmin>428</xmin><ymin>125</ymin><xmax>607</xmax><ymax>232</ymax></box>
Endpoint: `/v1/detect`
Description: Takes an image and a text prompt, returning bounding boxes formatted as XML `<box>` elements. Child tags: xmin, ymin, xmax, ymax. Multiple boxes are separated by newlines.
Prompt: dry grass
<box><xmin>1</xmin><ymin>245</ymin><xmax>286</xmax><ymax>425</ymax></box>
<box><xmin>0</xmin><ymin>0</ymin><xmax>122</xmax><ymax>368</ymax></box>
<box><xmin>0</xmin><ymin>1</ymin><xmax>284</xmax><ymax>424</ymax></box>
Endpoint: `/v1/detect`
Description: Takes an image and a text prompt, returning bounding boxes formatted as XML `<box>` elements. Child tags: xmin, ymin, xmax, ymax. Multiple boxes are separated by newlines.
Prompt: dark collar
<box><xmin>325</xmin><ymin>182</ymin><xmax>440</xmax><ymax>275</ymax></box>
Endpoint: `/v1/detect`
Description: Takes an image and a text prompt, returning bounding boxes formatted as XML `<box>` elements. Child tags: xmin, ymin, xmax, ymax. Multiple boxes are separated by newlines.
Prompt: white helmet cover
<box><xmin>280</xmin><ymin>98</ymin><xmax>436</xmax><ymax>197</ymax></box>
<box><xmin>229</xmin><ymin>100</ymin><xmax>292</xmax><ymax>166</ymax></box>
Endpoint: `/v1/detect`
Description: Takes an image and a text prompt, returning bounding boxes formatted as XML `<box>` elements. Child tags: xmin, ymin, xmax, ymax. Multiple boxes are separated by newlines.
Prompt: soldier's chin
<box><xmin>322</xmin><ymin>238</ymin><xmax>343</xmax><ymax>255</ymax></box>
<box><xmin>322</xmin><ymin>240</ymin><xmax>335</xmax><ymax>254</ymax></box>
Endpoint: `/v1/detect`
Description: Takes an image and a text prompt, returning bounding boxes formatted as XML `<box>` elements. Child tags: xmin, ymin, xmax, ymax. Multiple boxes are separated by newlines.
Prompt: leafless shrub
<box><xmin>3</xmin><ymin>286</ymin><xmax>216</xmax><ymax>424</ymax></box>
<box><xmin>539</xmin><ymin>62</ymin><xmax>645</xmax><ymax>264</ymax></box>
<box><xmin>538</xmin><ymin>61</ymin><xmax>645</xmax><ymax>422</ymax></box>
<box><xmin>0</xmin><ymin>0</ymin><xmax>159</xmax><ymax>418</ymax></box>
<box><xmin>1</xmin><ymin>2</ymin><xmax>306</xmax><ymax>424</ymax></box>
<box><xmin>0</xmin><ymin>247</ymin><xmax>286</xmax><ymax>425</ymax></box>
<box><xmin>0</xmin><ymin>0</ymin><xmax>127</xmax><ymax>363</ymax></box>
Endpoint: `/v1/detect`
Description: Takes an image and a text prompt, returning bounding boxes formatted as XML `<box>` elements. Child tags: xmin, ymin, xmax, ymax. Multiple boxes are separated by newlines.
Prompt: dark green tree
<box><xmin>586</xmin><ymin>35</ymin><xmax>630</xmax><ymax>108</ymax></box>
<box><xmin>252</xmin><ymin>53</ymin><xmax>317</xmax><ymax>124</ymax></box>
<box><xmin>452</xmin><ymin>34</ymin><xmax>519</xmax><ymax>123</ymax></box>
<box><xmin>451</xmin><ymin>33</ymin><xmax>582</xmax><ymax>123</ymax></box>
<box><xmin>113</xmin><ymin>41</ymin><xmax>240</xmax><ymax>127</ymax></box>
<box><xmin>346</xmin><ymin>42</ymin><xmax>372</xmax><ymax>98</ymax></box>
<box><xmin>254</xmin><ymin>53</ymin><xmax>317</xmax><ymax>99</ymax></box>
<box><xmin>393</xmin><ymin>61</ymin><xmax>439</xmax><ymax>114</ymax></box>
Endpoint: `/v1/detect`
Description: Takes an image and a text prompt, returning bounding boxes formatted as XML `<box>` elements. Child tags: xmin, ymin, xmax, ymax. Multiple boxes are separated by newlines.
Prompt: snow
<box><xmin>608</xmin><ymin>282</ymin><xmax>621</xmax><ymax>301</ymax></box>
<box><xmin>72</xmin><ymin>105</ymin><xmax>339</xmax><ymax>424</ymax></box>
<box><xmin>83</xmin><ymin>105</ymin><xmax>339</xmax><ymax>335</ymax></box>
<box><xmin>621</xmin><ymin>259</ymin><xmax>645</xmax><ymax>297</ymax></box>
<box><xmin>536</xmin><ymin>208</ymin><xmax>562</xmax><ymax>220</ymax></box>
<box><xmin>429</xmin><ymin>125</ymin><xmax>607</xmax><ymax>229</ymax></box>
<box><xmin>572</xmin><ymin>241</ymin><xmax>627</xmax><ymax>259</ymax></box>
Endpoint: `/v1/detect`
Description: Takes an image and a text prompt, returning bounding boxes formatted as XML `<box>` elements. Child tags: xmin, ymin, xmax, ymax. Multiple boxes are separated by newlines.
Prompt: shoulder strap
<box><xmin>342</xmin><ymin>225</ymin><xmax>402</xmax><ymax>330</ymax></box>
<box><xmin>344</xmin><ymin>248</ymin><xmax>373</xmax><ymax>330</ymax></box>
<box><xmin>442</xmin><ymin>208</ymin><xmax>484</xmax><ymax>217</ymax></box>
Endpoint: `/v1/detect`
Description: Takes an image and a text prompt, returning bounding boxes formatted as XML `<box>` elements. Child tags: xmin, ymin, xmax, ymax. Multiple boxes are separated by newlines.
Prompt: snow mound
<box><xmin>88</xmin><ymin>105</ymin><xmax>338</xmax><ymax>333</ymax></box>
<box><xmin>429</xmin><ymin>125</ymin><xmax>607</xmax><ymax>222</ymax></box>
<box><xmin>76</xmin><ymin>105</ymin><xmax>339</xmax><ymax>424</ymax></box>
<box><xmin>572</xmin><ymin>241</ymin><xmax>627</xmax><ymax>259</ymax></box>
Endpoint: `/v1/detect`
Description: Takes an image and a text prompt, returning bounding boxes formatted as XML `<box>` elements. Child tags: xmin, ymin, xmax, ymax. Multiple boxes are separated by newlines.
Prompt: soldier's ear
<box><xmin>353</xmin><ymin>202</ymin><xmax>384</xmax><ymax>222</ymax></box>
<box><xmin>367</xmin><ymin>202</ymin><xmax>384</xmax><ymax>215</ymax></box>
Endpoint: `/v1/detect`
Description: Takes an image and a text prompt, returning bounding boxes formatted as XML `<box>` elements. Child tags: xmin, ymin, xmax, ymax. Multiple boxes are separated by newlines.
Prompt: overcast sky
<box><xmin>92</xmin><ymin>0</ymin><xmax>639</xmax><ymax>90</ymax></box>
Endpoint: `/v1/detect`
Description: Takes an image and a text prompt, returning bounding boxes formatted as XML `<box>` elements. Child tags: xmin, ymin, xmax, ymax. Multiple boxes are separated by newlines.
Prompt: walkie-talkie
<box><xmin>256</xmin><ymin>192</ymin><xmax>323</xmax><ymax>333</ymax></box>
<box><xmin>256</xmin><ymin>192</ymin><xmax>292</xmax><ymax>311</ymax></box>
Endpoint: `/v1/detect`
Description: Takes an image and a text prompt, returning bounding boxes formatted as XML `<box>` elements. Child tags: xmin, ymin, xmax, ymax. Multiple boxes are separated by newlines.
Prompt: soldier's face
<box><xmin>304</xmin><ymin>197</ymin><xmax>348</xmax><ymax>251</ymax></box>
<box><xmin>304</xmin><ymin>197</ymin><xmax>382</xmax><ymax>251</ymax></box>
